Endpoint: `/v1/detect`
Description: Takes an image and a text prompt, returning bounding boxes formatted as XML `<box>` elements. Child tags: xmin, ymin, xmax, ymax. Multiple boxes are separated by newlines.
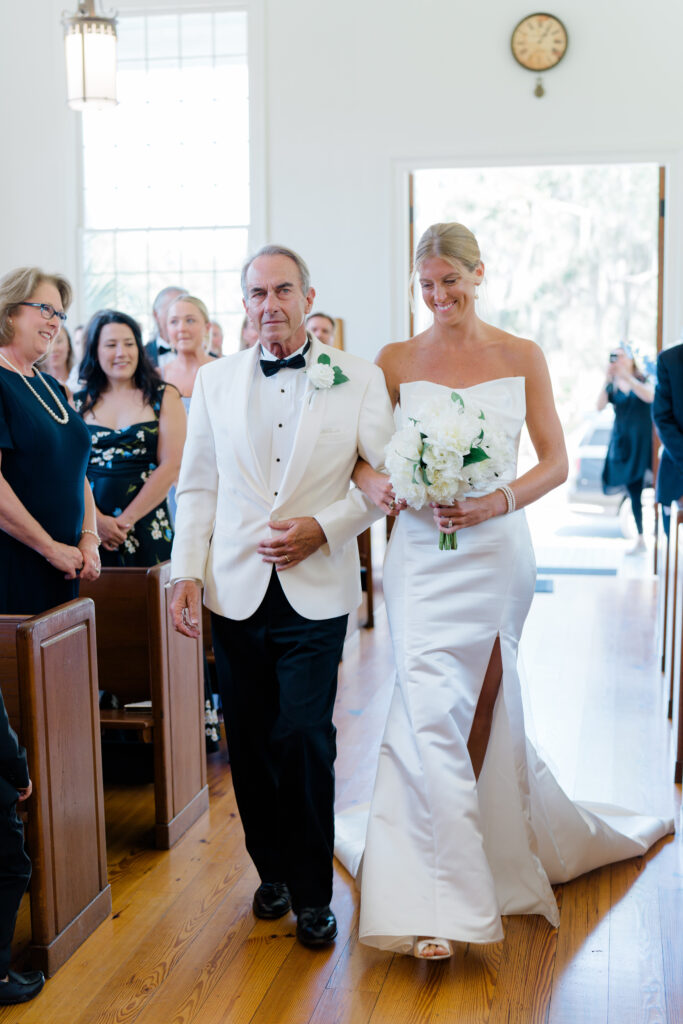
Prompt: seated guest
<box><xmin>306</xmin><ymin>311</ymin><xmax>336</xmax><ymax>346</ymax></box>
<box><xmin>0</xmin><ymin>686</ymin><xmax>43</xmax><ymax>1006</ymax></box>
<box><xmin>74</xmin><ymin>310</ymin><xmax>186</xmax><ymax>567</ymax></box>
<box><xmin>144</xmin><ymin>285</ymin><xmax>188</xmax><ymax>368</ymax></box>
<box><xmin>163</xmin><ymin>296</ymin><xmax>213</xmax><ymax>398</ymax></box>
<box><xmin>239</xmin><ymin>314</ymin><xmax>259</xmax><ymax>350</ymax></box>
<box><xmin>0</xmin><ymin>267</ymin><xmax>100</xmax><ymax>615</ymax></box>
<box><xmin>207</xmin><ymin>320</ymin><xmax>224</xmax><ymax>358</ymax></box>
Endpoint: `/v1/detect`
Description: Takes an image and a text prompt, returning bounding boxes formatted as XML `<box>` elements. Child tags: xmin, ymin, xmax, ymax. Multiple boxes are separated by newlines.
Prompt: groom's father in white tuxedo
<box><xmin>169</xmin><ymin>245</ymin><xmax>393</xmax><ymax>948</ymax></box>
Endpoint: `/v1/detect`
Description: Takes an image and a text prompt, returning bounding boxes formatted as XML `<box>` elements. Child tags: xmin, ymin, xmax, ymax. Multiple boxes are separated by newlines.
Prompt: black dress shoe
<box><xmin>0</xmin><ymin>969</ymin><xmax>45</xmax><ymax>1005</ymax></box>
<box><xmin>296</xmin><ymin>906</ymin><xmax>338</xmax><ymax>947</ymax></box>
<box><xmin>253</xmin><ymin>882</ymin><xmax>291</xmax><ymax>919</ymax></box>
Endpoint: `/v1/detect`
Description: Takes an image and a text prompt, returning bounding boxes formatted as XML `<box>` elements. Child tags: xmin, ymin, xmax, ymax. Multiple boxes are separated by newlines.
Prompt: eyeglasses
<box><xmin>17</xmin><ymin>302</ymin><xmax>67</xmax><ymax>323</ymax></box>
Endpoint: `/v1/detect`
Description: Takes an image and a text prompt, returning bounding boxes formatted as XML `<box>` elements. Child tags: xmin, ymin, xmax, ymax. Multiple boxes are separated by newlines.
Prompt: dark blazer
<box><xmin>653</xmin><ymin>344</ymin><xmax>683</xmax><ymax>505</ymax></box>
<box><xmin>0</xmin><ymin>687</ymin><xmax>29</xmax><ymax>807</ymax></box>
<box><xmin>144</xmin><ymin>337</ymin><xmax>172</xmax><ymax>368</ymax></box>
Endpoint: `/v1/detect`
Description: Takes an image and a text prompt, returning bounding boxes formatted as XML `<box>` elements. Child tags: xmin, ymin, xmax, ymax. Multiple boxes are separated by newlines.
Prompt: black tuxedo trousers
<box><xmin>211</xmin><ymin>570</ymin><xmax>348</xmax><ymax>909</ymax></box>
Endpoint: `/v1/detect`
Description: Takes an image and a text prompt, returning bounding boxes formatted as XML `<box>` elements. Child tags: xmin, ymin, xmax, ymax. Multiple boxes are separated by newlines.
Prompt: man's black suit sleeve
<box><xmin>653</xmin><ymin>354</ymin><xmax>683</xmax><ymax>471</ymax></box>
<box><xmin>0</xmin><ymin>687</ymin><xmax>29</xmax><ymax>792</ymax></box>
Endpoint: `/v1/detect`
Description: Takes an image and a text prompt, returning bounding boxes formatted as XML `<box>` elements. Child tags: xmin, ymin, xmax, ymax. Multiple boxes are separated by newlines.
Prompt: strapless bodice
<box><xmin>398</xmin><ymin>376</ymin><xmax>525</xmax><ymax>493</ymax></box>
<box><xmin>399</xmin><ymin>376</ymin><xmax>526</xmax><ymax>441</ymax></box>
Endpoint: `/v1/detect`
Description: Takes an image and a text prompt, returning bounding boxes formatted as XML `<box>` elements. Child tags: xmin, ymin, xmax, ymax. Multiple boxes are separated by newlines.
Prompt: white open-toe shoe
<box><xmin>413</xmin><ymin>937</ymin><xmax>453</xmax><ymax>960</ymax></box>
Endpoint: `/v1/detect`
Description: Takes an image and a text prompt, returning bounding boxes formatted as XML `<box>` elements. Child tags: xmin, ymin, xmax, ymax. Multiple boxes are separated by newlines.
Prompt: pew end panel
<box><xmin>10</xmin><ymin>600</ymin><xmax>110</xmax><ymax>975</ymax></box>
<box><xmin>147</xmin><ymin>563</ymin><xmax>209</xmax><ymax>849</ymax></box>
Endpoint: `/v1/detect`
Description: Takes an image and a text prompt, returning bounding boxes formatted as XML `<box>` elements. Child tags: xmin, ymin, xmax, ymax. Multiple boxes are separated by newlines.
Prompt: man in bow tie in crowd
<box><xmin>170</xmin><ymin>245</ymin><xmax>394</xmax><ymax>948</ymax></box>
<box><xmin>144</xmin><ymin>285</ymin><xmax>188</xmax><ymax>368</ymax></box>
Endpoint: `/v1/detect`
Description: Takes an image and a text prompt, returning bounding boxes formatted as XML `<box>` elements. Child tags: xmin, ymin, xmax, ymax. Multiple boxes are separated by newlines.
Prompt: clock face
<box><xmin>511</xmin><ymin>13</ymin><xmax>568</xmax><ymax>72</ymax></box>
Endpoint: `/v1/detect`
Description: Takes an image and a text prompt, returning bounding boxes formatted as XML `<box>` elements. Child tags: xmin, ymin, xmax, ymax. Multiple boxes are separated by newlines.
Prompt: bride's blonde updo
<box><xmin>414</xmin><ymin>222</ymin><xmax>482</xmax><ymax>277</ymax></box>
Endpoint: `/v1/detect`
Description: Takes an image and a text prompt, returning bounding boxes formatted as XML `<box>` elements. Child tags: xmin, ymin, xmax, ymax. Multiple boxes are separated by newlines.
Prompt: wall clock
<box><xmin>511</xmin><ymin>12</ymin><xmax>568</xmax><ymax>96</ymax></box>
<box><xmin>511</xmin><ymin>13</ymin><xmax>568</xmax><ymax>72</ymax></box>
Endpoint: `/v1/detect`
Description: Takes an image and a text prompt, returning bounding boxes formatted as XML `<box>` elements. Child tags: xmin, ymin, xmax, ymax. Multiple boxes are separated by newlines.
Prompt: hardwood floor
<box><xmin>2</xmin><ymin>575</ymin><xmax>680</xmax><ymax>1023</ymax></box>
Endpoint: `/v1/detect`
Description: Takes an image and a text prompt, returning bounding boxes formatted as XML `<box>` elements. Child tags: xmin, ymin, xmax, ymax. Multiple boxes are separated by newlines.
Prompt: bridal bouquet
<box><xmin>385</xmin><ymin>391</ymin><xmax>513</xmax><ymax>550</ymax></box>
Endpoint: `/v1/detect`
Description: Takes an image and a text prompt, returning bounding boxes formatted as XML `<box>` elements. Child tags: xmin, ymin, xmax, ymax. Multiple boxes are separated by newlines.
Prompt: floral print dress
<box><xmin>74</xmin><ymin>384</ymin><xmax>174</xmax><ymax>567</ymax></box>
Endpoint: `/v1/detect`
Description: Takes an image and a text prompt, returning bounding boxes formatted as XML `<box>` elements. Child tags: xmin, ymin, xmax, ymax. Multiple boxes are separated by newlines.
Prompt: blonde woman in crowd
<box><xmin>163</xmin><ymin>295</ymin><xmax>213</xmax><ymax>398</ymax></box>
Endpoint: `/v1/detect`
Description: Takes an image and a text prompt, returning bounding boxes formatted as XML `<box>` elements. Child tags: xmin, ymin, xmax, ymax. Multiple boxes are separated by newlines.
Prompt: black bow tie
<box><xmin>260</xmin><ymin>342</ymin><xmax>310</xmax><ymax>377</ymax></box>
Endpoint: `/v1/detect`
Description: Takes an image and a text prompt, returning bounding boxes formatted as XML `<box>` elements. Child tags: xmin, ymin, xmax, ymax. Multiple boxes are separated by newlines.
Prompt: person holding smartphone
<box><xmin>597</xmin><ymin>344</ymin><xmax>654</xmax><ymax>553</ymax></box>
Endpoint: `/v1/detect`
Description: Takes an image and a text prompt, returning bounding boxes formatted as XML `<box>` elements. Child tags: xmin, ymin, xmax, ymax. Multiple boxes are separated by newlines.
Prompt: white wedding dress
<box><xmin>335</xmin><ymin>377</ymin><xmax>674</xmax><ymax>953</ymax></box>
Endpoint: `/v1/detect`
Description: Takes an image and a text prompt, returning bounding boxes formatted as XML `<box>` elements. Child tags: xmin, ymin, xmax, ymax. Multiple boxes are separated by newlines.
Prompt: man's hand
<box><xmin>170</xmin><ymin>580</ymin><xmax>202</xmax><ymax>638</ymax></box>
<box><xmin>258</xmin><ymin>517</ymin><xmax>326</xmax><ymax>570</ymax></box>
<box><xmin>17</xmin><ymin>779</ymin><xmax>32</xmax><ymax>802</ymax></box>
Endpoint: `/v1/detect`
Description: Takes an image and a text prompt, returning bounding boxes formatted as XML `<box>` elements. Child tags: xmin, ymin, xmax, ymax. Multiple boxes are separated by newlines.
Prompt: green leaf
<box><xmin>479</xmin><ymin>410</ymin><xmax>486</xmax><ymax>419</ymax></box>
<box><xmin>451</xmin><ymin>391</ymin><xmax>464</xmax><ymax>409</ymax></box>
<box><xmin>421</xmin><ymin>466</ymin><xmax>433</xmax><ymax>485</ymax></box>
<box><xmin>333</xmin><ymin>367</ymin><xmax>349</xmax><ymax>385</ymax></box>
<box><xmin>317</xmin><ymin>353</ymin><xmax>331</xmax><ymax>365</ymax></box>
<box><xmin>463</xmin><ymin>448</ymin><xmax>490</xmax><ymax>466</ymax></box>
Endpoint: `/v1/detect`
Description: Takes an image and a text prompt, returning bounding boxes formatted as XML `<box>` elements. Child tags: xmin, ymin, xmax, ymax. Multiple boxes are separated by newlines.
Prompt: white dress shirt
<box><xmin>249</xmin><ymin>339</ymin><xmax>311</xmax><ymax>502</ymax></box>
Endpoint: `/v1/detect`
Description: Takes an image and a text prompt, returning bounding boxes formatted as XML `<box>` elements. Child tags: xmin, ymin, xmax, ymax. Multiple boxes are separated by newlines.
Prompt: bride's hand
<box><xmin>432</xmin><ymin>492</ymin><xmax>507</xmax><ymax>532</ymax></box>
<box><xmin>352</xmin><ymin>461</ymin><xmax>406</xmax><ymax>516</ymax></box>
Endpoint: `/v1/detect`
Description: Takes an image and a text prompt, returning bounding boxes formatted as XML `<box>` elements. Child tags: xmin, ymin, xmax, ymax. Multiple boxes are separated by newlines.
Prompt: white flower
<box><xmin>385</xmin><ymin>392</ymin><xmax>514</xmax><ymax>519</ymax></box>
<box><xmin>307</xmin><ymin>362</ymin><xmax>336</xmax><ymax>389</ymax></box>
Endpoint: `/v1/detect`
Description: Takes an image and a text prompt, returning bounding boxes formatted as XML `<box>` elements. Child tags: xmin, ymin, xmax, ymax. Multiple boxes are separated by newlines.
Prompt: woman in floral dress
<box><xmin>74</xmin><ymin>310</ymin><xmax>186</xmax><ymax>567</ymax></box>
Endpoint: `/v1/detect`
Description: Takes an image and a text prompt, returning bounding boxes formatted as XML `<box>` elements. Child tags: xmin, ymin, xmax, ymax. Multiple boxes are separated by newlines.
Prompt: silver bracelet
<box><xmin>498</xmin><ymin>484</ymin><xmax>516</xmax><ymax>515</ymax></box>
<box><xmin>80</xmin><ymin>528</ymin><xmax>101</xmax><ymax>544</ymax></box>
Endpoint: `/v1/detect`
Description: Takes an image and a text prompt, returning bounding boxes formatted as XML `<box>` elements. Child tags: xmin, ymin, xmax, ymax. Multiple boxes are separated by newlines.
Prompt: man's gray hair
<box><xmin>241</xmin><ymin>245</ymin><xmax>311</xmax><ymax>299</ymax></box>
<box><xmin>152</xmin><ymin>285</ymin><xmax>187</xmax><ymax>315</ymax></box>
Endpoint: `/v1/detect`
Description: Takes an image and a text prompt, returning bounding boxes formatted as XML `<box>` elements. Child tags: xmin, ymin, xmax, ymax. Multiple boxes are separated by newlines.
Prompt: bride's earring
<box><xmin>474</xmin><ymin>287</ymin><xmax>479</xmax><ymax>301</ymax></box>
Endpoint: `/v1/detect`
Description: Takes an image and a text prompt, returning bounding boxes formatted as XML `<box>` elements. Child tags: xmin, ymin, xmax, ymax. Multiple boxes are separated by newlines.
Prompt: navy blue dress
<box><xmin>0</xmin><ymin>366</ymin><xmax>92</xmax><ymax>614</ymax></box>
<box><xmin>602</xmin><ymin>383</ymin><xmax>653</xmax><ymax>493</ymax></box>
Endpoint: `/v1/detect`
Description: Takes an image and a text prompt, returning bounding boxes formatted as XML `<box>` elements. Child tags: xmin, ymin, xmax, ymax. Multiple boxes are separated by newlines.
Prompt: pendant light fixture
<box><xmin>63</xmin><ymin>1</ymin><xmax>118</xmax><ymax>111</ymax></box>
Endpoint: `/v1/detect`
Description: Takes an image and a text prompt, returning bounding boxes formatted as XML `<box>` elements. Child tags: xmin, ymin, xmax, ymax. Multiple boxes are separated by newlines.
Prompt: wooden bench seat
<box><xmin>81</xmin><ymin>562</ymin><xmax>209</xmax><ymax>848</ymax></box>
<box><xmin>0</xmin><ymin>598</ymin><xmax>111</xmax><ymax>976</ymax></box>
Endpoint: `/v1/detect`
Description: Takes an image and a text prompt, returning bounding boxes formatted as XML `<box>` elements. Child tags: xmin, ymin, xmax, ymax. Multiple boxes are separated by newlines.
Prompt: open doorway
<box><xmin>411</xmin><ymin>163</ymin><xmax>662</xmax><ymax>575</ymax></box>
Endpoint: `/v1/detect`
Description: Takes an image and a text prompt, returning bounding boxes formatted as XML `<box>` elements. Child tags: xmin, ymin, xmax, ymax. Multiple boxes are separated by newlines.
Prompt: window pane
<box><xmin>179</xmin><ymin>14</ymin><xmax>213</xmax><ymax>59</ymax></box>
<box><xmin>116</xmin><ymin>231</ymin><xmax>148</xmax><ymax>273</ymax></box>
<box><xmin>214</xmin><ymin>12</ymin><xmax>247</xmax><ymax>55</ymax></box>
<box><xmin>148</xmin><ymin>231</ymin><xmax>183</xmax><ymax>275</ymax></box>
<box><xmin>83</xmin><ymin>232</ymin><xmax>115</xmax><ymax>276</ymax></box>
<box><xmin>117</xmin><ymin>19</ymin><xmax>145</xmax><ymax>61</ymax></box>
<box><xmin>81</xmin><ymin>11</ymin><xmax>249</xmax><ymax>332</ymax></box>
<box><xmin>146</xmin><ymin>15</ymin><xmax>178</xmax><ymax>60</ymax></box>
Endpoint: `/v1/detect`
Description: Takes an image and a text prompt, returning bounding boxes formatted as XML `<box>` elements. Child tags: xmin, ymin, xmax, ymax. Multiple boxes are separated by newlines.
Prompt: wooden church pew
<box><xmin>0</xmin><ymin>598</ymin><xmax>111</xmax><ymax>976</ymax></box>
<box><xmin>81</xmin><ymin>562</ymin><xmax>209</xmax><ymax>848</ymax></box>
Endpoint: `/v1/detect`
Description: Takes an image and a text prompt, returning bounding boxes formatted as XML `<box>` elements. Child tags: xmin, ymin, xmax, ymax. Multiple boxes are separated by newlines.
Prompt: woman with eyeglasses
<box><xmin>74</xmin><ymin>309</ymin><xmax>186</xmax><ymax>567</ymax></box>
<box><xmin>0</xmin><ymin>267</ymin><xmax>101</xmax><ymax>615</ymax></box>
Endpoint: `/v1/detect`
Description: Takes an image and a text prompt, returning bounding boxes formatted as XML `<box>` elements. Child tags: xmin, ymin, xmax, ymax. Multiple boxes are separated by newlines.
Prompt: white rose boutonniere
<box><xmin>307</xmin><ymin>352</ymin><xmax>349</xmax><ymax>390</ymax></box>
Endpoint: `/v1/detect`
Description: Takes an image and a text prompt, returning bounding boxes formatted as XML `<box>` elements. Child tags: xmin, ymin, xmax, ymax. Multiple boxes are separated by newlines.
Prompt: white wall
<box><xmin>2</xmin><ymin>0</ymin><xmax>683</xmax><ymax>356</ymax></box>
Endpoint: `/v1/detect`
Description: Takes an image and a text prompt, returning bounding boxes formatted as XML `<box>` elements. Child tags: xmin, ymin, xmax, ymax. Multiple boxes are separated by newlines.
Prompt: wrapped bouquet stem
<box><xmin>385</xmin><ymin>390</ymin><xmax>514</xmax><ymax>550</ymax></box>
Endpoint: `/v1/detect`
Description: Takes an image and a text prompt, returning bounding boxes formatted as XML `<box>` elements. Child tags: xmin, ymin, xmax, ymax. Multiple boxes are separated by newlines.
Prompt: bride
<box><xmin>336</xmin><ymin>222</ymin><xmax>674</xmax><ymax>960</ymax></box>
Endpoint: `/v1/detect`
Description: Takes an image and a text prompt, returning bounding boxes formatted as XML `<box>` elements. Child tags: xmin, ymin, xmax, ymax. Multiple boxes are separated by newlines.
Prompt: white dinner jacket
<box><xmin>170</xmin><ymin>337</ymin><xmax>395</xmax><ymax>620</ymax></box>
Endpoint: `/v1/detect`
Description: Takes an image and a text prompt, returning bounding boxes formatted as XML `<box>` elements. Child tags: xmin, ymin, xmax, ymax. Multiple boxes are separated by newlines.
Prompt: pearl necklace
<box><xmin>0</xmin><ymin>349</ymin><xmax>70</xmax><ymax>425</ymax></box>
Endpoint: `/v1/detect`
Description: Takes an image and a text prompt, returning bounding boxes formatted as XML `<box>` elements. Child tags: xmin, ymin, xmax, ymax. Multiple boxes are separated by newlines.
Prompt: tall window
<box><xmin>81</xmin><ymin>9</ymin><xmax>249</xmax><ymax>350</ymax></box>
